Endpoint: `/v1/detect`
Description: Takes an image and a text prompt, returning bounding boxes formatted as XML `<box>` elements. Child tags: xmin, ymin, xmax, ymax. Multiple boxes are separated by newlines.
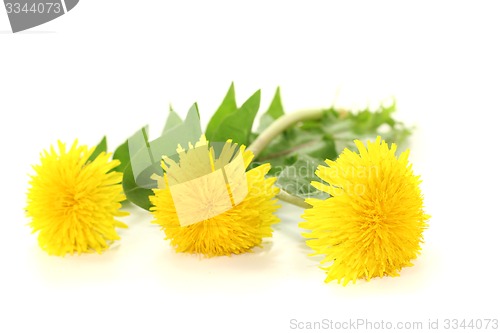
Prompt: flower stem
<box><xmin>276</xmin><ymin>190</ymin><xmax>312</xmax><ymax>209</ymax></box>
<box><xmin>248</xmin><ymin>109</ymin><xmax>325</xmax><ymax>209</ymax></box>
<box><xmin>247</xmin><ymin>108</ymin><xmax>324</xmax><ymax>158</ymax></box>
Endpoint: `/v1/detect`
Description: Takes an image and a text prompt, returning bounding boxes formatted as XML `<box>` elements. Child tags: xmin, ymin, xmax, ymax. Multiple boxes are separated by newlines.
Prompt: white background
<box><xmin>1</xmin><ymin>1</ymin><xmax>499</xmax><ymax>332</ymax></box>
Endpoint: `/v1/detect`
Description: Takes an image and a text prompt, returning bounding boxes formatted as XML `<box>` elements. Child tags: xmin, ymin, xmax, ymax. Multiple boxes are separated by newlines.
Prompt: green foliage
<box><xmin>274</xmin><ymin>155</ymin><xmax>329</xmax><ymax>200</ymax></box>
<box><xmin>87</xmin><ymin>136</ymin><xmax>107</xmax><ymax>162</ymax></box>
<box><xmin>257</xmin><ymin>87</ymin><xmax>285</xmax><ymax>133</ymax></box>
<box><xmin>205</xmin><ymin>83</ymin><xmax>237</xmax><ymax>141</ymax></box>
<box><xmin>122</xmin><ymin>162</ymin><xmax>155</xmax><ymax>210</ymax></box>
<box><xmin>251</xmin><ymin>99</ymin><xmax>412</xmax><ymax>199</ymax></box>
<box><xmin>162</xmin><ymin>107</ymin><xmax>183</xmax><ymax>134</ymax></box>
<box><xmin>113</xmin><ymin>106</ymin><xmax>202</xmax><ymax>210</ymax></box>
<box><xmin>205</xmin><ymin>83</ymin><xmax>261</xmax><ymax>146</ymax></box>
<box><xmin>112</xmin><ymin>83</ymin><xmax>412</xmax><ymax>209</ymax></box>
<box><xmin>112</xmin><ymin>141</ymin><xmax>130</xmax><ymax>173</ymax></box>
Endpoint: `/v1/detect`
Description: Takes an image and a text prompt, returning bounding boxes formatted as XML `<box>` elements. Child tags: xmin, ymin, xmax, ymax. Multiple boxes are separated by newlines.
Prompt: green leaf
<box><xmin>257</xmin><ymin>87</ymin><xmax>285</xmax><ymax>133</ymax></box>
<box><xmin>257</xmin><ymin>126</ymin><xmax>338</xmax><ymax>164</ymax></box>
<box><xmin>162</xmin><ymin>107</ymin><xmax>183</xmax><ymax>134</ymax></box>
<box><xmin>150</xmin><ymin>103</ymin><xmax>202</xmax><ymax>160</ymax></box>
<box><xmin>122</xmin><ymin>127</ymin><xmax>163</xmax><ymax>210</ymax></box>
<box><xmin>112</xmin><ymin>141</ymin><xmax>130</xmax><ymax>173</ymax></box>
<box><xmin>122</xmin><ymin>162</ymin><xmax>154</xmax><ymax>210</ymax></box>
<box><xmin>348</xmin><ymin>100</ymin><xmax>397</xmax><ymax>135</ymax></box>
<box><xmin>261</xmin><ymin>154</ymin><xmax>297</xmax><ymax>177</ymax></box>
<box><xmin>257</xmin><ymin>102</ymin><xmax>411</xmax><ymax>166</ymax></box>
<box><xmin>180</xmin><ymin>103</ymin><xmax>202</xmax><ymax>142</ymax></box>
<box><xmin>274</xmin><ymin>155</ymin><xmax>329</xmax><ymax>200</ymax></box>
<box><xmin>254</xmin><ymin>100</ymin><xmax>412</xmax><ymax>202</ymax></box>
<box><xmin>205</xmin><ymin>82</ymin><xmax>237</xmax><ymax>141</ymax></box>
<box><xmin>88</xmin><ymin>136</ymin><xmax>107</xmax><ymax>162</ymax></box>
<box><xmin>120</xmin><ymin>105</ymin><xmax>203</xmax><ymax>210</ymax></box>
<box><xmin>127</xmin><ymin>127</ymin><xmax>155</xmax><ymax>181</ymax></box>
<box><xmin>111</xmin><ymin>140</ymin><xmax>130</xmax><ymax>203</ymax></box>
<box><xmin>265</xmin><ymin>87</ymin><xmax>285</xmax><ymax>119</ymax></box>
<box><xmin>209</xmin><ymin>90</ymin><xmax>261</xmax><ymax>146</ymax></box>
<box><xmin>320</xmin><ymin>102</ymin><xmax>412</xmax><ymax>153</ymax></box>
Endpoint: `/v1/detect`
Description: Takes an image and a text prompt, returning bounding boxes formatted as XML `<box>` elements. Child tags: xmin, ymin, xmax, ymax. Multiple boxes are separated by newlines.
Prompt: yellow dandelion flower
<box><xmin>26</xmin><ymin>141</ymin><xmax>128</xmax><ymax>256</ymax></box>
<box><xmin>150</xmin><ymin>141</ymin><xmax>280</xmax><ymax>257</ymax></box>
<box><xmin>301</xmin><ymin>136</ymin><xmax>429</xmax><ymax>285</ymax></box>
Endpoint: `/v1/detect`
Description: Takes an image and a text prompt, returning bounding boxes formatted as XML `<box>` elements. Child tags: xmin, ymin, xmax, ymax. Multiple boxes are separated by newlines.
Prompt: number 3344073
<box><xmin>5</xmin><ymin>2</ymin><xmax>62</xmax><ymax>14</ymax></box>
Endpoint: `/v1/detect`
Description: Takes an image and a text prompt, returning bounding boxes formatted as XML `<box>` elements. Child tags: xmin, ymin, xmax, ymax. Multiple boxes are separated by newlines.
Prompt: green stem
<box><xmin>248</xmin><ymin>109</ymin><xmax>324</xmax><ymax>209</ymax></box>
<box><xmin>247</xmin><ymin>108</ymin><xmax>324</xmax><ymax>159</ymax></box>
<box><xmin>276</xmin><ymin>190</ymin><xmax>312</xmax><ymax>209</ymax></box>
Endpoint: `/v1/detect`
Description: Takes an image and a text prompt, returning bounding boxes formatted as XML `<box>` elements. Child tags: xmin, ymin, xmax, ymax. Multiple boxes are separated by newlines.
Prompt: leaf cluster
<box><xmin>108</xmin><ymin>84</ymin><xmax>412</xmax><ymax>208</ymax></box>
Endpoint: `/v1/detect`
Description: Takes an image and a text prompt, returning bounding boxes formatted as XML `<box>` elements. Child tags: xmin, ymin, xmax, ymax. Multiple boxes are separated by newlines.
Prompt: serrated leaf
<box><xmin>205</xmin><ymin>83</ymin><xmax>237</xmax><ymax>141</ymax></box>
<box><xmin>257</xmin><ymin>87</ymin><xmax>285</xmax><ymax>133</ymax></box>
<box><xmin>321</xmin><ymin>102</ymin><xmax>412</xmax><ymax>153</ymax></box>
<box><xmin>162</xmin><ymin>108</ymin><xmax>183</xmax><ymax>134</ymax></box>
<box><xmin>275</xmin><ymin>155</ymin><xmax>329</xmax><ymax>200</ymax></box>
<box><xmin>346</xmin><ymin>100</ymin><xmax>397</xmax><ymax>135</ymax></box>
<box><xmin>265</xmin><ymin>87</ymin><xmax>285</xmax><ymax>119</ymax></box>
<box><xmin>257</xmin><ymin>126</ymin><xmax>338</xmax><ymax>164</ymax></box>
<box><xmin>180</xmin><ymin>103</ymin><xmax>202</xmax><ymax>142</ymax></box>
<box><xmin>150</xmin><ymin>103</ymin><xmax>202</xmax><ymax>160</ymax></box>
<box><xmin>87</xmin><ymin>136</ymin><xmax>107</xmax><ymax>162</ymax></box>
<box><xmin>122</xmin><ymin>162</ymin><xmax>154</xmax><ymax>210</ymax></box>
<box><xmin>264</xmin><ymin>154</ymin><xmax>298</xmax><ymax>176</ymax></box>
<box><xmin>128</xmin><ymin>127</ymin><xmax>155</xmax><ymax>181</ymax></box>
<box><xmin>121</xmin><ymin>105</ymin><xmax>202</xmax><ymax>210</ymax></box>
<box><xmin>255</xmin><ymin>100</ymin><xmax>412</xmax><ymax>203</ymax></box>
<box><xmin>112</xmin><ymin>141</ymin><xmax>130</xmax><ymax>173</ymax></box>
<box><xmin>209</xmin><ymin>90</ymin><xmax>261</xmax><ymax>146</ymax></box>
<box><xmin>122</xmin><ymin>127</ymin><xmax>162</xmax><ymax>210</ymax></box>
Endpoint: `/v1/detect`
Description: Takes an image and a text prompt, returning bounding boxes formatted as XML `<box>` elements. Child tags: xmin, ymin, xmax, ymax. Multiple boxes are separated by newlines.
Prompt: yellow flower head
<box><xmin>150</xmin><ymin>139</ymin><xmax>280</xmax><ymax>257</ymax></box>
<box><xmin>26</xmin><ymin>141</ymin><xmax>128</xmax><ymax>256</ymax></box>
<box><xmin>301</xmin><ymin>137</ymin><xmax>429</xmax><ymax>285</ymax></box>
